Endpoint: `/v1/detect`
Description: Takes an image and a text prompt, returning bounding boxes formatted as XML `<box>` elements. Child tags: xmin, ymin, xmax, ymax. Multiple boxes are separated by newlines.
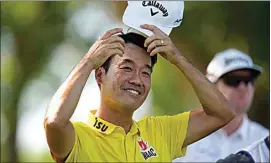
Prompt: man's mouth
<box><xmin>124</xmin><ymin>88</ymin><xmax>141</xmax><ymax>96</ymax></box>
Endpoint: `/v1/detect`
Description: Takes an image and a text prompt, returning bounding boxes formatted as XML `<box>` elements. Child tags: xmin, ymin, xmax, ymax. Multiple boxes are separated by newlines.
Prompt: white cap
<box><xmin>122</xmin><ymin>1</ymin><xmax>184</xmax><ymax>36</ymax></box>
<box><xmin>206</xmin><ymin>49</ymin><xmax>263</xmax><ymax>83</ymax></box>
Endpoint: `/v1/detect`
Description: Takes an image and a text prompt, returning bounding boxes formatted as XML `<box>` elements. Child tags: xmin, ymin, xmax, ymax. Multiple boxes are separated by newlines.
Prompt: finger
<box><xmin>105</xmin><ymin>35</ymin><xmax>126</xmax><ymax>47</ymax></box>
<box><xmin>100</xmin><ymin>43</ymin><xmax>125</xmax><ymax>55</ymax></box>
<box><xmin>107</xmin><ymin>42</ymin><xmax>125</xmax><ymax>54</ymax></box>
<box><xmin>108</xmin><ymin>49</ymin><xmax>123</xmax><ymax>57</ymax></box>
<box><xmin>147</xmin><ymin>40</ymin><xmax>166</xmax><ymax>53</ymax></box>
<box><xmin>144</xmin><ymin>34</ymin><xmax>161</xmax><ymax>48</ymax></box>
<box><xmin>116</xmin><ymin>52</ymin><xmax>123</xmax><ymax>57</ymax></box>
<box><xmin>100</xmin><ymin>28</ymin><xmax>123</xmax><ymax>40</ymax></box>
<box><xmin>150</xmin><ymin>46</ymin><xmax>168</xmax><ymax>56</ymax></box>
<box><xmin>140</xmin><ymin>24</ymin><xmax>164</xmax><ymax>35</ymax></box>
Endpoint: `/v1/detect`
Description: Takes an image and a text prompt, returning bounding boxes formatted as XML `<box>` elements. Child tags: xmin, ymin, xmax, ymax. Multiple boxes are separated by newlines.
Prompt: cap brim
<box><xmin>208</xmin><ymin>64</ymin><xmax>263</xmax><ymax>83</ymax></box>
<box><xmin>221</xmin><ymin>64</ymin><xmax>263</xmax><ymax>80</ymax></box>
<box><xmin>251</xmin><ymin>64</ymin><xmax>263</xmax><ymax>73</ymax></box>
<box><xmin>123</xmin><ymin>17</ymin><xmax>172</xmax><ymax>36</ymax></box>
<box><xmin>129</xmin><ymin>24</ymin><xmax>172</xmax><ymax>37</ymax></box>
<box><xmin>227</xmin><ymin>65</ymin><xmax>262</xmax><ymax>74</ymax></box>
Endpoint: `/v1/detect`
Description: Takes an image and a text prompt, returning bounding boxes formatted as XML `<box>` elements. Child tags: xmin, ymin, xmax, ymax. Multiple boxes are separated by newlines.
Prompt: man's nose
<box><xmin>129</xmin><ymin>74</ymin><xmax>143</xmax><ymax>87</ymax></box>
<box><xmin>237</xmin><ymin>81</ymin><xmax>248</xmax><ymax>92</ymax></box>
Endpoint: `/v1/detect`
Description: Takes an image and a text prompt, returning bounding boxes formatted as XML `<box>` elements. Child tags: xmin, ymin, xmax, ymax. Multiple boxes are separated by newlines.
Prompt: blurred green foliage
<box><xmin>1</xmin><ymin>1</ymin><xmax>269</xmax><ymax>162</ymax></box>
<box><xmin>1</xmin><ymin>1</ymin><xmax>68</xmax><ymax>162</ymax></box>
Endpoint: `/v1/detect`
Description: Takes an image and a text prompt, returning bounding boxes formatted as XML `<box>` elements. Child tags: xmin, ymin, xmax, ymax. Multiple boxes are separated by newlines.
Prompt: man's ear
<box><xmin>95</xmin><ymin>67</ymin><xmax>106</xmax><ymax>86</ymax></box>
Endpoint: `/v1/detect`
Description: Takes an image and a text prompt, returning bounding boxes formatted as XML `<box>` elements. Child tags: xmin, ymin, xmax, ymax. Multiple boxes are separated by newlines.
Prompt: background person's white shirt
<box><xmin>238</xmin><ymin>136</ymin><xmax>270</xmax><ymax>162</ymax></box>
<box><xmin>173</xmin><ymin>116</ymin><xmax>269</xmax><ymax>162</ymax></box>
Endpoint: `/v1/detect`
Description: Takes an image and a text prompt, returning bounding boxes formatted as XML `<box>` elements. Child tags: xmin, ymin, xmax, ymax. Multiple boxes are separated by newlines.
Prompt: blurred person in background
<box><xmin>43</xmin><ymin>1</ymin><xmax>235</xmax><ymax>162</ymax></box>
<box><xmin>217</xmin><ymin>135</ymin><xmax>270</xmax><ymax>163</ymax></box>
<box><xmin>174</xmin><ymin>49</ymin><xmax>269</xmax><ymax>162</ymax></box>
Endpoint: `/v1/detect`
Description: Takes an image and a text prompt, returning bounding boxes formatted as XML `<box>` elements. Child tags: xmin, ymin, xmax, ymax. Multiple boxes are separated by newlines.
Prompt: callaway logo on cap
<box><xmin>206</xmin><ymin>48</ymin><xmax>263</xmax><ymax>83</ymax></box>
<box><xmin>122</xmin><ymin>1</ymin><xmax>184</xmax><ymax>36</ymax></box>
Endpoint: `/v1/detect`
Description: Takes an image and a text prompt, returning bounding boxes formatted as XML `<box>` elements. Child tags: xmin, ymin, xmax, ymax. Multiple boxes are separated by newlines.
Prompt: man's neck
<box><xmin>96</xmin><ymin>103</ymin><xmax>134</xmax><ymax>134</ymax></box>
<box><xmin>222</xmin><ymin>114</ymin><xmax>245</xmax><ymax>136</ymax></box>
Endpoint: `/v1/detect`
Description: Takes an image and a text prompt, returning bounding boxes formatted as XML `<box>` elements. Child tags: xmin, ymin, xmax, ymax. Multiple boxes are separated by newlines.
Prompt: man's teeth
<box><xmin>127</xmin><ymin>89</ymin><xmax>139</xmax><ymax>95</ymax></box>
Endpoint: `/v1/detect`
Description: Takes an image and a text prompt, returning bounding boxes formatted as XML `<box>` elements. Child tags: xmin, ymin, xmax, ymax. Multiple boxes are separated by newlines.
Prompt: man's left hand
<box><xmin>141</xmin><ymin>24</ymin><xmax>182</xmax><ymax>65</ymax></box>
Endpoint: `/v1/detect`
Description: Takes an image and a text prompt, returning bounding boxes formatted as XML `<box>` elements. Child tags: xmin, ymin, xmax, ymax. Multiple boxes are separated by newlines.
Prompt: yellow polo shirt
<box><xmin>65</xmin><ymin>111</ymin><xmax>190</xmax><ymax>162</ymax></box>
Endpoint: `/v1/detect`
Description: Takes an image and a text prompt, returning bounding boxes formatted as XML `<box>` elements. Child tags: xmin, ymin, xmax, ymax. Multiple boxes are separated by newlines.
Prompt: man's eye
<box><xmin>142</xmin><ymin>72</ymin><xmax>150</xmax><ymax>77</ymax></box>
<box><xmin>121</xmin><ymin>67</ymin><xmax>132</xmax><ymax>71</ymax></box>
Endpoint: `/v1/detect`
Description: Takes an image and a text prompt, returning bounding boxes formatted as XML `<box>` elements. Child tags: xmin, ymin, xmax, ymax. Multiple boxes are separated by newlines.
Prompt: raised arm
<box><xmin>141</xmin><ymin>24</ymin><xmax>235</xmax><ymax>148</ymax></box>
<box><xmin>171</xmin><ymin>55</ymin><xmax>235</xmax><ymax>147</ymax></box>
<box><xmin>44</xmin><ymin>28</ymin><xmax>125</xmax><ymax>160</ymax></box>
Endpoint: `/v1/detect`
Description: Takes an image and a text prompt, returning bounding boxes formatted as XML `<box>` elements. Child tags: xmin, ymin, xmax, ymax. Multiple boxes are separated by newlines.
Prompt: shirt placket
<box><xmin>214</xmin><ymin>131</ymin><xmax>226</xmax><ymax>160</ymax></box>
<box><xmin>124</xmin><ymin>133</ymin><xmax>135</xmax><ymax>162</ymax></box>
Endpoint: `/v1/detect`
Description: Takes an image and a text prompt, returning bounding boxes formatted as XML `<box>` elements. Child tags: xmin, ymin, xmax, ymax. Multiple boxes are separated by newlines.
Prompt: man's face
<box><xmin>216</xmin><ymin>70</ymin><xmax>256</xmax><ymax>115</ymax></box>
<box><xmin>100</xmin><ymin>43</ymin><xmax>152</xmax><ymax>111</ymax></box>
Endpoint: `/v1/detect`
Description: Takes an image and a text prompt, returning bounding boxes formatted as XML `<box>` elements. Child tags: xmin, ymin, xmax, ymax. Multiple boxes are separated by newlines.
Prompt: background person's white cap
<box><xmin>206</xmin><ymin>48</ymin><xmax>263</xmax><ymax>83</ymax></box>
<box><xmin>122</xmin><ymin>1</ymin><xmax>184</xmax><ymax>37</ymax></box>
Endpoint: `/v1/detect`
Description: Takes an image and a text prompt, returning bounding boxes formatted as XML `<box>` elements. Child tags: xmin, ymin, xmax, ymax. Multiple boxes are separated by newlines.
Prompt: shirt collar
<box><xmin>217</xmin><ymin>115</ymin><xmax>249</xmax><ymax>139</ymax></box>
<box><xmin>86</xmin><ymin>110</ymin><xmax>140</xmax><ymax>135</ymax></box>
<box><xmin>236</xmin><ymin>115</ymin><xmax>249</xmax><ymax>139</ymax></box>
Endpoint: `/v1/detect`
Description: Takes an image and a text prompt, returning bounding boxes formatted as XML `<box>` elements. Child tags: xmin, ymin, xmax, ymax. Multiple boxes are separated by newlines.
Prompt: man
<box><xmin>44</xmin><ymin>26</ymin><xmax>234</xmax><ymax>162</ymax></box>
<box><xmin>44</xmin><ymin>1</ymin><xmax>234</xmax><ymax>162</ymax></box>
<box><xmin>174</xmin><ymin>49</ymin><xmax>269</xmax><ymax>162</ymax></box>
<box><xmin>217</xmin><ymin>135</ymin><xmax>270</xmax><ymax>163</ymax></box>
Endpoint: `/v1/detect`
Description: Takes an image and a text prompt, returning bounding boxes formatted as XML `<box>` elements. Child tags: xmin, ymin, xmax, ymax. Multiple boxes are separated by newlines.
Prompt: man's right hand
<box><xmin>45</xmin><ymin>28</ymin><xmax>126</xmax><ymax>161</ymax></box>
<box><xmin>85</xmin><ymin>28</ymin><xmax>125</xmax><ymax>69</ymax></box>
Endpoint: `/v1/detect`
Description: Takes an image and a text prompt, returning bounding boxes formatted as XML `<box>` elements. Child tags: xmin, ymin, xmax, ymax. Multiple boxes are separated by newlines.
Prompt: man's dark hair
<box><xmin>101</xmin><ymin>32</ymin><xmax>157</xmax><ymax>73</ymax></box>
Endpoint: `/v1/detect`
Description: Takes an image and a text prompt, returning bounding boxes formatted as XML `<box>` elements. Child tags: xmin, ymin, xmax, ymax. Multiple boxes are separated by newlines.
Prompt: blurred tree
<box><xmin>224</xmin><ymin>1</ymin><xmax>270</xmax><ymax>128</ymax></box>
<box><xmin>1</xmin><ymin>2</ymin><xmax>68</xmax><ymax>162</ymax></box>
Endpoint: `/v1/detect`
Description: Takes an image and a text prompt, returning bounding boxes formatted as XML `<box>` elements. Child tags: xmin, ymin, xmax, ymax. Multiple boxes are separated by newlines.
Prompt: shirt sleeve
<box><xmin>65</xmin><ymin>122</ymin><xmax>86</xmax><ymax>162</ymax></box>
<box><xmin>151</xmin><ymin>111</ymin><xmax>190</xmax><ymax>159</ymax></box>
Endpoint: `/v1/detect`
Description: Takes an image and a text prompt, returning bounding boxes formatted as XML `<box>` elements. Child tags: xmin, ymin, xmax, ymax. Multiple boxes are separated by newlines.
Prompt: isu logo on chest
<box><xmin>137</xmin><ymin>138</ymin><xmax>158</xmax><ymax>160</ymax></box>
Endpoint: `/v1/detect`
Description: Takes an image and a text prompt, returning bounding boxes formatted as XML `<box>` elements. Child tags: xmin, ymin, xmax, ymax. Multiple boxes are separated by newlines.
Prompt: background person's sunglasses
<box><xmin>221</xmin><ymin>74</ymin><xmax>256</xmax><ymax>88</ymax></box>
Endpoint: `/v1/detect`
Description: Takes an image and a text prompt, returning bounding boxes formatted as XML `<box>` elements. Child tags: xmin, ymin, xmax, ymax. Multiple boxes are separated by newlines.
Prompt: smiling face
<box><xmin>97</xmin><ymin>43</ymin><xmax>152</xmax><ymax>111</ymax></box>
